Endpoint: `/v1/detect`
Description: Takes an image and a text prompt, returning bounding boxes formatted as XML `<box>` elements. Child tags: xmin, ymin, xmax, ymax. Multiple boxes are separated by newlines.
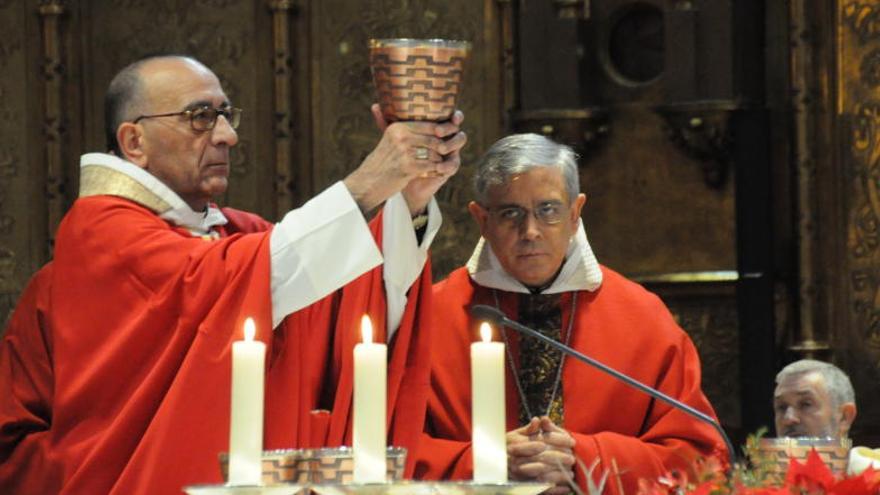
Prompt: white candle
<box><xmin>228</xmin><ymin>318</ymin><xmax>265</xmax><ymax>486</ymax></box>
<box><xmin>472</xmin><ymin>322</ymin><xmax>507</xmax><ymax>482</ymax></box>
<box><xmin>353</xmin><ymin>315</ymin><xmax>387</xmax><ymax>483</ymax></box>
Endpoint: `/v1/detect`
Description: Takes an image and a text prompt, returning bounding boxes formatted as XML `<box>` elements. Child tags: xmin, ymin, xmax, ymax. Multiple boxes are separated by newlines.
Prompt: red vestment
<box><xmin>0</xmin><ymin>263</ymin><xmax>55</xmax><ymax>492</ymax></box>
<box><xmin>415</xmin><ymin>267</ymin><xmax>724</xmax><ymax>495</ymax></box>
<box><xmin>0</xmin><ymin>196</ymin><xmax>431</xmax><ymax>494</ymax></box>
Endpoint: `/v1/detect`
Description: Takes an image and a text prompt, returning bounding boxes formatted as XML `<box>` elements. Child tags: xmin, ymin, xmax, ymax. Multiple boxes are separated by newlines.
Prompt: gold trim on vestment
<box><xmin>79</xmin><ymin>165</ymin><xmax>171</xmax><ymax>214</ymax></box>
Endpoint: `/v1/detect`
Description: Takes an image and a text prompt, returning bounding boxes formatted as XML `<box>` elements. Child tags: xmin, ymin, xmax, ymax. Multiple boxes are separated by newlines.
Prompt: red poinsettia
<box><xmin>632</xmin><ymin>449</ymin><xmax>880</xmax><ymax>495</ymax></box>
<box><xmin>784</xmin><ymin>449</ymin><xmax>837</xmax><ymax>492</ymax></box>
<box><xmin>784</xmin><ymin>450</ymin><xmax>880</xmax><ymax>495</ymax></box>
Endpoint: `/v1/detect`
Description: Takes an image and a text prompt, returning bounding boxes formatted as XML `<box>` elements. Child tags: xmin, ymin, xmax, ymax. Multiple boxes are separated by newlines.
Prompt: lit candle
<box><xmin>353</xmin><ymin>315</ymin><xmax>387</xmax><ymax>483</ymax></box>
<box><xmin>228</xmin><ymin>318</ymin><xmax>265</xmax><ymax>486</ymax></box>
<box><xmin>471</xmin><ymin>322</ymin><xmax>507</xmax><ymax>482</ymax></box>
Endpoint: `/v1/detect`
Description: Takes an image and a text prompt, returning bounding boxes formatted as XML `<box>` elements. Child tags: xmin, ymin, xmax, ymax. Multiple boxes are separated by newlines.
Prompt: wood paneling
<box><xmin>650</xmin><ymin>282</ymin><xmax>741</xmax><ymax>430</ymax></box>
<box><xmin>0</xmin><ymin>0</ymin><xmax>504</xmax><ymax>322</ymax></box>
<box><xmin>838</xmin><ymin>0</ymin><xmax>880</xmax><ymax>446</ymax></box>
<box><xmin>0</xmin><ymin>0</ymin><xmax>48</xmax><ymax>323</ymax></box>
<box><xmin>581</xmin><ymin>105</ymin><xmax>736</xmax><ymax>276</ymax></box>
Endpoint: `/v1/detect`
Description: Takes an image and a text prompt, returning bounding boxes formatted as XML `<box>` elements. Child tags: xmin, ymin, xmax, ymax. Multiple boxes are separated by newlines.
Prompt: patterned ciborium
<box><xmin>219</xmin><ymin>447</ymin><xmax>407</xmax><ymax>485</ymax></box>
<box><xmin>369</xmin><ymin>38</ymin><xmax>471</xmax><ymax>122</ymax></box>
<box><xmin>756</xmin><ymin>437</ymin><xmax>852</xmax><ymax>478</ymax></box>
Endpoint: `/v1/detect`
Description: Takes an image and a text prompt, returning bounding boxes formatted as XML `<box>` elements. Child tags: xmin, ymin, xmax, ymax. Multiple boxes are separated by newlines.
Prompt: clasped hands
<box><xmin>508</xmin><ymin>417</ymin><xmax>577</xmax><ymax>495</ymax></box>
<box><xmin>343</xmin><ymin>104</ymin><xmax>467</xmax><ymax>216</ymax></box>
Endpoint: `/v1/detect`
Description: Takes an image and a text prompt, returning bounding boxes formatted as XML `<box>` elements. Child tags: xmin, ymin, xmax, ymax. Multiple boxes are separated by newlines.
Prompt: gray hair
<box><xmin>776</xmin><ymin>359</ymin><xmax>856</xmax><ymax>408</ymax></box>
<box><xmin>473</xmin><ymin>133</ymin><xmax>580</xmax><ymax>204</ymax></box>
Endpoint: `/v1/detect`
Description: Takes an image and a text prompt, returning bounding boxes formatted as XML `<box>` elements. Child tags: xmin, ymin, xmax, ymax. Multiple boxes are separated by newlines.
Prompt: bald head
<box><xmin>106</xmin><ymin>55</ymin><xmax>237</xmax><ymax>210</ymax></box>
<box><xmin>104</xmin><ymin>55</ymin><xmax>210</xmax><ymax>155</ymax></box>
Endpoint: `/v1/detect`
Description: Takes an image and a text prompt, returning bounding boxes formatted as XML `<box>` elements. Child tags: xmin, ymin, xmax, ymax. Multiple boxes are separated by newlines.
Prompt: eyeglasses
<box><xmin>133</xmin><ymin>105</ymin><xmax>242</xmax><ymax>131</ymax></box>
<box><xmin>486</xmin><ymin>201</ymin><xmax>568</xmax><ymax>228</ymax></box>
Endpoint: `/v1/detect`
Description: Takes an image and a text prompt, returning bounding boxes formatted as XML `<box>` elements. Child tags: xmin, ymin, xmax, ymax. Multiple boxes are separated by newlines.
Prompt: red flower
<box><xmin>782</xmin><ymin>450</ymin><xmax>880</xmax><ymax>495</ymax></box>
<box><xmin>784</xmin><ymin>449</ymin><xmax>836</xmax><ymax>492</ymax></box>
<box><xmin>634</xmin><ymin>445</ymin><xmax>880</xmax><ymax>495</ymax></box>
<box><xmin>826</xmin><ymin>466</ymin><xmax>880</xmax><ymax>495</ymax></box>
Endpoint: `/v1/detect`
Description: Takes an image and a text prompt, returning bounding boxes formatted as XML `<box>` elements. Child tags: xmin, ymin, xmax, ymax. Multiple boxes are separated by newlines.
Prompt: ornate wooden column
<box><xmin>497</xmin><ymin>0</ymin><xmax>516</xmax><ymax>131</ymax></box>
<box><xmin>269</xmin><ymin>0</ymin><xmax>296</xmax><ymax>214</ymax></box>
<box><xmin>38</xmin><ymin>0</ymin><xmax>67</xmax><ymax>255</ymax></box>
<box><xmin>0</xmin><ymin>0</ymin><xmax>31</xmax><ymax>322</ymax></box>
<box><xmin>788</xmin><ymin>0</ymin><xmax>830</xmax><ymax>357</ymax></box>
<box><xmin>840</xmin><ymin>0</ymin><xmax>880</xmax><ymax>444</ymax></box>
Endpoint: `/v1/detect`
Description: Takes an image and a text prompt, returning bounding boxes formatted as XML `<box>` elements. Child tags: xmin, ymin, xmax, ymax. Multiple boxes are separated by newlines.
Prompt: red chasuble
<box><xmin>0</xmin><ymin>263</ymin><xmax>56</xmax><ymax>492</ymax></box>
<box><xmin>415</xmin><ymin>267</ymin><xmax>724</xmax><ymax>495</ymax></box>
<box><xmin>0</xmin><ymin>196</ymin><xmax>431</xmax><ymax>494</ymax></box>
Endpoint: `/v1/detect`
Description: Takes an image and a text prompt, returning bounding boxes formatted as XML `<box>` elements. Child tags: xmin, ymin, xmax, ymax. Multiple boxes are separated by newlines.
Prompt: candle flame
<box><xmin>244</xmin><ymin>318</ymin><xmax>256</xmax><ymax>341</ymax></box>
<box><xmin>480</xmin><ymin>322</ymin><xmax>493</xmax><ymax>343</ymax></box>
<box><xmin>361</xmin><ymin>315</ymin><xmax>373</xmax><ymax>344</ymax></box>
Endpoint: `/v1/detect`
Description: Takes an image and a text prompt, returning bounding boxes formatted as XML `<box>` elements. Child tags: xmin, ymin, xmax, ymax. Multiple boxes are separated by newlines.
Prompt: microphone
<box><xmin>470</xmin><ymin>304</ymin><xmax>737</xmax><ymax>466</ymax></box>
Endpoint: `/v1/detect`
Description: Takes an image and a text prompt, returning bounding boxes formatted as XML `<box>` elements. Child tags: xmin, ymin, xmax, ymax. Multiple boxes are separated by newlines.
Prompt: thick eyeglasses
<box><xmin>133</xmin><ymin>105</ymin><xmax>242</xmax><ymax>131</ymax></box>
<box><xmin>488</xmin><ymin>201</ymin><xmax>567</xmax><ymax>227</ymax></box>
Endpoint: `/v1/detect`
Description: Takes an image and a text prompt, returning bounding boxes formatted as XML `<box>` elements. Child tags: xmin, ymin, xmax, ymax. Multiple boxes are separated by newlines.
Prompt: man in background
<box><xmin>416</xmin><ymin>133</ymin><xmax>723</xmax><ymax>495</ymax></box>
<box><xmin>774</xmin><ymin>359</ymin><xmax>857</xmax><ymax>439</ymax></box>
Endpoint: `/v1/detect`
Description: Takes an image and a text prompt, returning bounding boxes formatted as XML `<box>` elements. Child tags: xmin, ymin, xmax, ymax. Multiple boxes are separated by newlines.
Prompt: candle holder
<box><xmin>183</xmin><ymin>483</ymin><xmax>303</xmax><ymax>495</ymax></box>
<box><xmin>755</xmin><ymin>437</ymin><xmax>851</xmax><ymax>479</ymax></box>
<box><xmin>849</xmin><ymin>446</ymin><xmax>880</xmax><ymax>475</ymax></box>
<box><xmin>219</xmin><ymin>447</ymin><xmax>407</xmax><ymax>485</ymax></box>
<box><xmin>310</xmin><ymin>481</ymin><xmax>432</xmax><ymax>495</ymax></box>
<box><xmin>430</xmin><ymin>481</ymin><xmax>553</xmax><ymax>495</ymax></box>
<box><xmin>309</xmin><ymin>480</ymin><xmax>552</xmax><ymax>495</ymax></box>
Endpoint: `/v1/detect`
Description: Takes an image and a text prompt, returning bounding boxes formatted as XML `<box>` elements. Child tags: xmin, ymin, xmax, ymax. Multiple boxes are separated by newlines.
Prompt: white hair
<box><xmin>776</xmin><ymin>359</ymin><xmax>855</xmax><ymax>407</ymax></box>
<box><xmin>472</xmin><ymin>133</ymin><xmax>579</xmax><ymax>204</ymax></box>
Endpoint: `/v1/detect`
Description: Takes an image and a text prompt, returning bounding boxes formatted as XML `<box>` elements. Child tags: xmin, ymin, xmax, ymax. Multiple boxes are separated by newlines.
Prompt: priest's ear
<box><xmin>838</xmin><ymin>402</ymin><xmax>857</xmax><ymax>438</ymax></box>
<box><xmin>569</xmin><ymin>193</ymin><xmax>586</xmax><ymax>228</ymax></box>
<box><xmin>116</xmin><ymin>122</ymin><xmax>148</xmax><ymax>168</ymax></box>
<box><xmin>468</xmin><ymin>201</ymin><xmax>490</xmax><ymax>235</ymax></box>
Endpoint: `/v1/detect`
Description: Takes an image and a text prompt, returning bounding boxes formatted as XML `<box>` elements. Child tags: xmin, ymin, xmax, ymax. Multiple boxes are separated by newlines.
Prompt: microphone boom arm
<box><xmin>470</xmin><ymin>304</ymin><xmax>737</xmax><ymax>466</ymax></box>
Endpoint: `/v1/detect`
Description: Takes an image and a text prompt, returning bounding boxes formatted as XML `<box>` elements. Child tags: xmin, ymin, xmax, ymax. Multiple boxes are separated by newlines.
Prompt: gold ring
<box><xmin>420</xmin><ymin>166</ymin><xmax>443</xmax><ymax>178</ymax></box>
<box><xmin>415</xmin><ymin>147</ymin><xmax>429</xmax><ymax>160</ymax></box>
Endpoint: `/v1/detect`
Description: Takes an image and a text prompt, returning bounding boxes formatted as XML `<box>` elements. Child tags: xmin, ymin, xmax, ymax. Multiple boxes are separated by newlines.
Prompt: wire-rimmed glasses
<box><xmin>133</xmin><ymin>105</ymin><xmax>242</xmax><ymax>131</ymax></box>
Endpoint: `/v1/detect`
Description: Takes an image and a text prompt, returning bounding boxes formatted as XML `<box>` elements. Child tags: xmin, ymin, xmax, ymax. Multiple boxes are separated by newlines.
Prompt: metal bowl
<box><xmin>756</xmin><ymin>437</ymin><xmax>851</xmax><ymax>476</ymax></box>
<box><xmin>220</xmin><ymin>447</ymin><xmax>407</xmax><ymax>485</ymax></box>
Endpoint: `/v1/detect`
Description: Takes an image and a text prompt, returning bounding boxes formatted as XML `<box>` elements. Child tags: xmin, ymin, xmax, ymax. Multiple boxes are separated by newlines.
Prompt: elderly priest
<box><xmin>415</xmin><ymin>134</ymin><xmax>725</xmax><ymax>495</ymax></box>
<box><xmin>0</xmin><ymin>54</ymin><xmax>466</xmax><ymax>494</ymax></box>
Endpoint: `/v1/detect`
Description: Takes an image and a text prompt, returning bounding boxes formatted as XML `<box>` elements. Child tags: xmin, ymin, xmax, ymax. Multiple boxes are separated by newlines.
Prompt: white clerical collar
<box><xmin>466</xmin><ymin>219</ymin><xmax>603</xmax><ymax>294</ymax></box>
<box><xmin>79</xmin><ymin>152</ymin><xmax>228</xmax><ymax>236</ymax></box>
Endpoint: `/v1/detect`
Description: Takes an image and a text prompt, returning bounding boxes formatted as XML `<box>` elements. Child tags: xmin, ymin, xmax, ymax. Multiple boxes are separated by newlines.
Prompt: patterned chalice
<box><xmin>369</xmin><ymin>38</ymin><xmax>470</xmax><ymax>177</ymax></box>
<box><xmin>369</xmin><ymin>38</ymin><xmax>471</xmax><ymax>123</ymax></box>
